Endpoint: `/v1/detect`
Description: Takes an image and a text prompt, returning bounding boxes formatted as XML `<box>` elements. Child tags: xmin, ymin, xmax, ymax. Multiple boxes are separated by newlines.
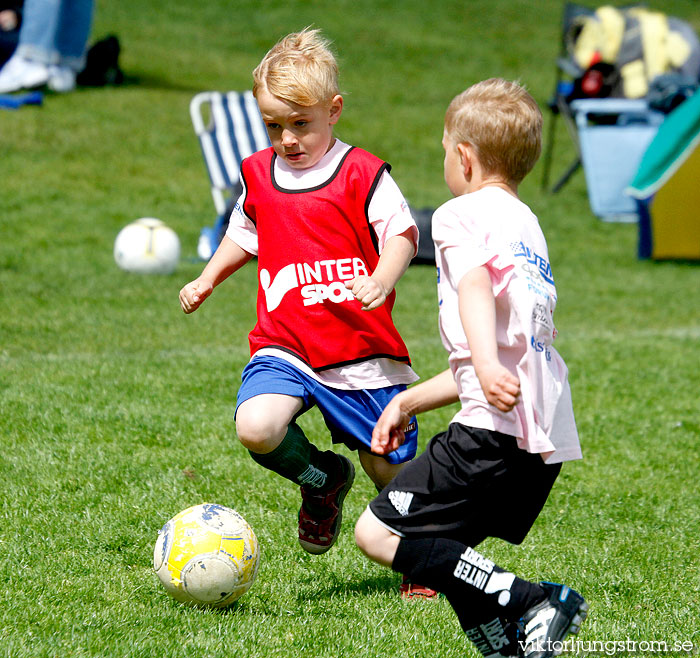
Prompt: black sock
<box><xmin>392</xmin><ymin>537</ymin><xmax>545</xmax><ymax>629</ymax></box>
<box><xmin>248</xmin><ymin>422</ymin><xmax>341</xmax><ymax>492</ymax></box>
<box><xmin>465</xmin><ymin>617</ymin><xmax>520</xmax><ymax>658</ymax></box>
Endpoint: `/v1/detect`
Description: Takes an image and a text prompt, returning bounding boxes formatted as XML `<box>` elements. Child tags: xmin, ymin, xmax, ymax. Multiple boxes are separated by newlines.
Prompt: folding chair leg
<box><xmin>213</xmin><ymin>212</ymin><xmax>230</xmax><ymax>242</ymax></box>
<box><xmin>551</xmin><ymin>158</ymin><xmax>581</xmax><ymax>193</ymax></box>
<box><xmin>541</xmin><ymin>112</ymin><xmax>558</xmax><ymax>191</ymax></box>
<box><xmin>197</xmin><ymin>211</ymin><xmax>231</xmax><ymax>261</ymax></box>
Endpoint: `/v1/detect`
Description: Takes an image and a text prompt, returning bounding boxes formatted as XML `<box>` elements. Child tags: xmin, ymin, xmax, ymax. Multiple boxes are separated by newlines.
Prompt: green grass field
<box><xmin>2</xmin><ymin>1</ymin><xmax>699</xmax><ymax>656</ymax></box>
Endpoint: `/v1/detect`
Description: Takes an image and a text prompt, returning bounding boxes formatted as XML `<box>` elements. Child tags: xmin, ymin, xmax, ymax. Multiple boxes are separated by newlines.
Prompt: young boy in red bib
<box><xmin>180</xmin><ymin>28</ymin><xmax>434</xmax><ymax>597</ymax></box>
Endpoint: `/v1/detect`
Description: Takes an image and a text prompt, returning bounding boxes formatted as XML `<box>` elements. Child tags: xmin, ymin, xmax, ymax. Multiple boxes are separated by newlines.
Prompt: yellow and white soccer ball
<box><xmin>154</xmin><ymin>503</ymin><xmax>260</xmax><ymax>608</ymax></box>
<box><xmin>114</xmin><ymin>217</ymin><xmax>180</xmax><ymax>274</ymax></box>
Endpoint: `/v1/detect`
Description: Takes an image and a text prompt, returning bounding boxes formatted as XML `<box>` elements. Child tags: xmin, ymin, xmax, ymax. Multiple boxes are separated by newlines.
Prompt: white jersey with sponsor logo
<box><xmin>433</xmin><ymin>187</ymin><xmax>581</xmax><ymax>464</ymax></box>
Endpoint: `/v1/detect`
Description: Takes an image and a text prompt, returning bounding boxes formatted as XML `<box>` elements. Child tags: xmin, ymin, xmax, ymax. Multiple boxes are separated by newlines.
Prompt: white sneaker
<box><xmin>48</xmin><ymin>65</ymin><xmax>76</xmax><ymax>93</ymax></box>
<box><xmin>0</xmin><ymin>55</ymin><xmax>49</xmax><ymax>93</ymax></box>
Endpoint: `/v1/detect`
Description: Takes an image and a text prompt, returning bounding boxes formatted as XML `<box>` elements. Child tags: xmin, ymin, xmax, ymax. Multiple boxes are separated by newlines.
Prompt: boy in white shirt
<box><xmin>179</xmin><ymin>29</ymin><xmax>432</xmax><ymax>599</ymax></box>
<box><xmin>355</xmin><ymin>79</ymin><xmax>588</xmax><ymax>657</ymax></box>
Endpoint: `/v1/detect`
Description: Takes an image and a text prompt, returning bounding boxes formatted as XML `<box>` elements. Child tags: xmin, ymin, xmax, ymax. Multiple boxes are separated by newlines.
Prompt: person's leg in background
<box><xmin>0</xmin><ymin>0</ymin><xmax>94</xmax><ymax>93</ymax></box>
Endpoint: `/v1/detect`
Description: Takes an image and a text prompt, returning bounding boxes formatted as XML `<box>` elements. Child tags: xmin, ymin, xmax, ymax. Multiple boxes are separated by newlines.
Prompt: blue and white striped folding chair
<box><xmin>190</xmin><ymin>90</ymin><xmax>271</xmax><ymax>259</ymax></box>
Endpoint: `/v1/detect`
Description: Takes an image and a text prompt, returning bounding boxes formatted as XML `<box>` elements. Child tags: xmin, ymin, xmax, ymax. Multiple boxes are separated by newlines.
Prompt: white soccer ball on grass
<box><xmin>114</xmin><ymin>217</ymin><xmax>180</xmax><ymax>274</ymax></box>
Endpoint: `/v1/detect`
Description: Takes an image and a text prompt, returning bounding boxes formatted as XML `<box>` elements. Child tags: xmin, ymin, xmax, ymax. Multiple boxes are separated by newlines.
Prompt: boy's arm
<box><xmin>179</xmin><ymin>236</ymin><xmax>253</xmax><ymax>314</ymax></box>
<box><xmin>345</xmin><ymin>229</ymin><xmax>415</xmax><ymax>310</ymax></box>
<box><xmin>458</xmin><ymin>266</ymin><xmax>520</xmax><ymax>412</ymax></box>
<box><xmin>371</xmin><ymin>369</ymin><xmax>459</xmax><ymax>454</ymax></box>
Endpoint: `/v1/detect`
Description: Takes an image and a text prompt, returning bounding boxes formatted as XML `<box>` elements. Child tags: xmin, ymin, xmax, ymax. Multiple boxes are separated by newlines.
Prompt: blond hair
<box><xmin>445</xmin><ymin>78</ymin><xmax>542</xmax><ymax>184</ymax></box>
<box><xmin>252</xmin><ymin>28</ymin><xmax>340</xmax><ymax>106</ymax></box>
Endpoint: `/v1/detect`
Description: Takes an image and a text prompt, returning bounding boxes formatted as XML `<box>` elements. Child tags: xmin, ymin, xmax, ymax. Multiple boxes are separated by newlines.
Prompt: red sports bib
<box><xmin>242</xmin><ymin>146</ymin><xmax>410</xmax><ymax>371</ymax></box>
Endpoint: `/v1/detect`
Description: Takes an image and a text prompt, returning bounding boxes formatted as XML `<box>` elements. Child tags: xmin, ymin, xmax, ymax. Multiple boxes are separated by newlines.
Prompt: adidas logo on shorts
<box><xmin>388</xmin><ymin>491</ymin><xmax>414</xmax><ymax>516</ymax></box>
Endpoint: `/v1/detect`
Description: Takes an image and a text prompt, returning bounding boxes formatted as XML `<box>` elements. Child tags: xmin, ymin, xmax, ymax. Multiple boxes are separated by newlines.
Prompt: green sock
<box><xmin>248</xmin><ymin>422</ymin><xmax>339</xmax><ymax>491</ymax></box>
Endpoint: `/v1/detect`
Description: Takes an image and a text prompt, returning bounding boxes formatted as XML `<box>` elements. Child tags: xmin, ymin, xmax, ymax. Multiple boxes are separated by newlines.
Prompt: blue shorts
<box><xmin>235</xmin><ymin>355</ymin><xmax>418</xmax><ymax>465</ymax></box>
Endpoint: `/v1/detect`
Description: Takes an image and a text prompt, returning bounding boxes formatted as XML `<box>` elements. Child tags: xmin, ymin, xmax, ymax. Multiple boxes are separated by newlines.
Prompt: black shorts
<box><xmin>369</xmin><ymin>423</ymin><xmax>561</xmax><ymax>546</ymax></box>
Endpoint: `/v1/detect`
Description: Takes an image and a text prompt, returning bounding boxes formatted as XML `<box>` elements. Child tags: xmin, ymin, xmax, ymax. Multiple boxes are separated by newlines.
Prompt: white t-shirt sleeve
<box><xmin>433</xmin><ymin>200</ymin><xmax>514</xmax><ymax>296</ymax></box>
<box><xmin>224</xmin><ymin>178</ymin><xmax>259</xmax><ymax>255</ymax></box>
<box><xmin>367</xmin><ymin>172</ymin><xmax>418</xmax><ymax>255</ymax></box>
<box><xmin>433</xmin><ymin>202</ymin><xmax>489</xmax><ymax>286</ymax></box>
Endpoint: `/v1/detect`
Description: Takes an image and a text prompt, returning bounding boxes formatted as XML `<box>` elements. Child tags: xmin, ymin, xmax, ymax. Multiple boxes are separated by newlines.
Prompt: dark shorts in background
<box><xmin>369</xmin><ymin>423</ymin><xmax>561</xmax><ymax>546</ymax></box>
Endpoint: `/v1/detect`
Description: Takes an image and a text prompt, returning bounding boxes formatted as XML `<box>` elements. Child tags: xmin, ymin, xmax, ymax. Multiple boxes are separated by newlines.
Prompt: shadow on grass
<box><xmin>126</xmin><ymin>72</ymin><xmax>210</xmax><ymax>94</ymax></box>
<box><xmin>300</xmin><ymin>573</ymin><xmax>402</xmax><ymax>600</ymax></box>
<box><xmin>203</xmin><ymin>574</ymin><xmax>402</xmax><ymax>617</ymax></box>
<box><xmin>77</xmin><ymin>71</ymin><xmax>212</xmax><ymax>95</ymax></box>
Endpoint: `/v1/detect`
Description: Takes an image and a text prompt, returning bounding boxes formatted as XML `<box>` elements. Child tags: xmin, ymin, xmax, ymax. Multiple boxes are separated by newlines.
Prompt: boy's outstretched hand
<box><xmin>179</xmin><ymin>279</ymin><xmax>214</xmax><ymax>314</ymax></box>
<box><xmin>371</xmin><ymin>394</ymin><xmax>409</xmax><ymax>455</ymax></box>
<box><xmin>476</xmin><ymin>362</ymin><xmax>521</xmax><ymax>413</ymax></box>
<box><xmin>345</xmin><ymin>275</ymin><xmax>388</xmax><ymax>310</ymax></box>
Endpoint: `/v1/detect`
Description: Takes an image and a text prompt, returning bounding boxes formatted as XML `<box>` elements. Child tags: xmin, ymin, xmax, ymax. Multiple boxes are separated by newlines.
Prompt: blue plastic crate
<box><xmin>572</xmin><ymin>99</ymin><xmax>665</xmax><ymax>221</ymax></box>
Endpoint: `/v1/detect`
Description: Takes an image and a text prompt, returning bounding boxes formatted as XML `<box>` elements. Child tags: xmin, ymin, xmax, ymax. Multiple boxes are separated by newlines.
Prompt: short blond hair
<box><xmin>252</xmin><ymin>28</ymin><xmax>340</xmax><ymax>106</ymax></box>
<box><xmin>445</xmin><ymin>78</ymin><xmax>542</xmax><ymax>184</ymax></box>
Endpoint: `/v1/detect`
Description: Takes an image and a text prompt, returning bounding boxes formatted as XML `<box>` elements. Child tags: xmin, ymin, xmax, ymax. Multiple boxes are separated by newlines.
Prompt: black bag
<box><xmin>77</xmin><ymin>35</ymin><xmax>124</xmax><ymax>86</ymax></box>
<box><xmin>647</xmin><ymin>73</ymin><xmax>698</xmax><ymax>114</ymax></box>
<box><xmin>410</xmin><ymin>207</ymin><xmax>435</xmax><ymax>265</ymax></box>
<box><xmin>568</xmin><ymin>62</ymin><xmax>621</xmax><ymax>102</ymax></box>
